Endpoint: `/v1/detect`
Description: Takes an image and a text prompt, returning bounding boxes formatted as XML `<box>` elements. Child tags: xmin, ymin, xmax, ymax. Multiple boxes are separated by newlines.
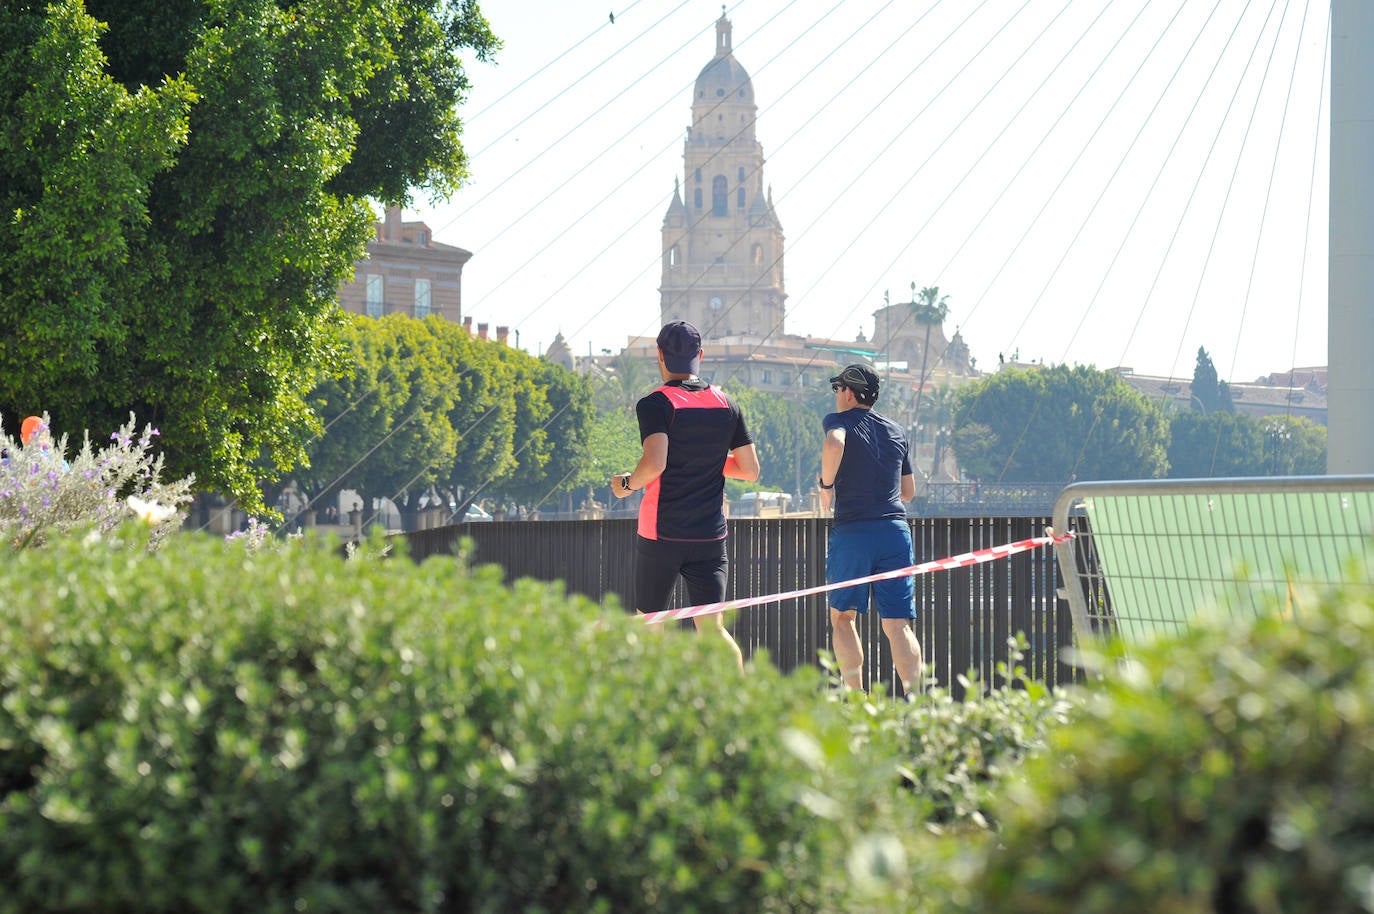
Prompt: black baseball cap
<box><xmin>657</xmin><ymin>320</ymin><xmax>702</xmax><ymax>374</ymax></box>
<box><xmin>830</xmin><ymin>364</ymin><xmax>880</xmax><ymax>400</ymax></box>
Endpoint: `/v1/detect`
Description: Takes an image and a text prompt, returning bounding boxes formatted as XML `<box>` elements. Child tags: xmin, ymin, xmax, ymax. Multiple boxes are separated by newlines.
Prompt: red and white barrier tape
<box><xmin>641</xmin><ymin>529</ymin><xmax>1073</xmax><ymax>624</ymax></box>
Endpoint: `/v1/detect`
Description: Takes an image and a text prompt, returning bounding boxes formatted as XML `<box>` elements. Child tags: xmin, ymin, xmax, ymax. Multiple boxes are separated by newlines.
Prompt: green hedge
<box><xmin>966</xmin><ymin>572</ymin><xmax>1374</xmax><ymax>913</ymax></box>
<box><xmin>0</xmin><ymin>529</ymin><xmax>938</xmax><ymax>913</ymax></box>
<box><xmin>896</xmin><ymin>655</ymin><xmax>1076</xmax><ymax>831</ymax></box>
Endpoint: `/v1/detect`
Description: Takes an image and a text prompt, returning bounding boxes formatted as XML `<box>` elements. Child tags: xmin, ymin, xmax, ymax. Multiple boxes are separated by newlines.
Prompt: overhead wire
<box><xmin>462</xmin><ymin>0</ymin><xmax>657</xmax><ymax>125</ymax></box>
<box><xmin>490</xmin><ymin>0</ymin><xmax>857</xmax><ymax>337</ymax></box>
<box><xmin>734</xmin><ymin>0</ymin><xmax>1090</xmax><ymax>406</ymax></box>
<box><xmin>1277</xmin><ymin>3</ymin><xmax>1330</xmax><ymax>428</ymax></box>
<box><xmin>565</xmin><ymin>0</ymin><xmax>929</xmax><ymax>350</ymax></box>
<box><xmin>1222</xmin><ymin>0</ymin><xmax>1311</xmax><ymax>386</ymax></box>
<box><xmin>310</xmin><ymin>0</ymin><xmax>1326</xmax><ymax>517</ymax></box>
<box><xmin>694</xmin><ymin>0</ymin><xmax>999</xmax><ymax>389</ymax></box>
<box><xmin>1067</xmin><ymin>0</ymin><xmax>1306</xmax><ymax>480</ymax></box>
<box><xmin>434</xmin><ymin>0</ymin><xmax>705</xmax><ymax>235</ymax></box>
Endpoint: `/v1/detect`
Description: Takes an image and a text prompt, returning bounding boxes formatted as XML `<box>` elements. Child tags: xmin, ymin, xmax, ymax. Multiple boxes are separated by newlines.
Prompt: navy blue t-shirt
<box><xmin>822</xmin><ymin>408</ymin><xmax>911</xmax><ymax>526</ymax></box>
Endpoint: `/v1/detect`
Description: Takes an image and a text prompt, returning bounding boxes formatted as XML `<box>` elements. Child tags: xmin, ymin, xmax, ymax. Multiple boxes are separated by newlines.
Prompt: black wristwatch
<box><xmin>620</xmin><ymin>476</ymin><xmax>633</xmax><ymax>492</ymax></box>
<box><xmin>817</xmin><ymin>475</ymin><xmax>834</xmax><ymax>490</ymax></box>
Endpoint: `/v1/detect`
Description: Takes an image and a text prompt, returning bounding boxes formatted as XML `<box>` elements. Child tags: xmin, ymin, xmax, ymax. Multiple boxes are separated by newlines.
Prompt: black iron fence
<box><xmin>396</xmin><ymin>516</ymin><xmax>1075</xmax><ymax>695</ymax></box>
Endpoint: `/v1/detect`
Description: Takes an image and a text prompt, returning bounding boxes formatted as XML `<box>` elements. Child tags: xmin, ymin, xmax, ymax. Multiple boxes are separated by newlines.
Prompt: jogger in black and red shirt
<box><xmin>612</xmin><ymin>321</ymin><xmax>760</xmax><ymax>669</ymax></box>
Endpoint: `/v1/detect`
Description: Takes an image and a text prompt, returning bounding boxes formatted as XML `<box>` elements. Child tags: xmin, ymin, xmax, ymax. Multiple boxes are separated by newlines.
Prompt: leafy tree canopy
<box><xmin>951</xmin><ymin>364</ymin><xmax>1170</xmax><ymax>483</ymax></box>
<box><xmin>0</xmin><ymin>0</ymin><xmax>498</xmax><ymax>514</ymax></box>
<box><xmin>1166</xmin><ymin>410</ymin><xmax>1326</xmax><ymax>478</ymax></box>
<box><xmin>485</xmin><ymin>356</ymin><xmax>597</xmax><ymax>508</ymax></box>
<box><xmin>300</xmin><ymin>314</ymin><xmax>460</xmax><ymax>516</ymax></box>
<box><xmin>727</xmin><ymin>386</ymin><xmax>828</xmax><ymax>495</ymax></box>
<box><xmin>302</xmin><ymin>315</ymin><xmax>597</xmax><ymax>521</ymax></box>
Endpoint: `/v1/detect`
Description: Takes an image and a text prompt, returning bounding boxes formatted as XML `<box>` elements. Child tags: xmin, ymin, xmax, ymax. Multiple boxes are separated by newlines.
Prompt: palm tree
<box><xmin>915</xmin><ymin>384</ymin><xmax>957</xmax><ymax>480</ymax></box>
<box><xmin>909</xmin><ymin>285</ymin><xmax>950</xmax><ymax>456</ymax></box>
<box><xmin>596</xmin><ymin>352</ymin><xmax>655</xmax><ymax>414</ymax></box>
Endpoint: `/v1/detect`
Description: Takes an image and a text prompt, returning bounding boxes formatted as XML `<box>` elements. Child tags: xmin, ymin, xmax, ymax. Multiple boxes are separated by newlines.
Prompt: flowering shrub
<box><xmin>0</xmin><ymin>413</ymin><xmax>194</xmax><ymax>548</ymax></box>
<box><xmin>223</xmin><ymin>516</ymin><xmax>272</xmax><ymax>550</ymax></box>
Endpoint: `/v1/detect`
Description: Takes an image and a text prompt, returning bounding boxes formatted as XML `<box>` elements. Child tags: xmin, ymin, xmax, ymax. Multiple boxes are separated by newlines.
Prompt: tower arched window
<box><xmin>738</xmin><ymin>167</ymin><xmax>745</xmax><ymax>182</ymax></box>
<box><xmin>694</xmin><ymin>188</ymin><xmax>703</xmax><ymax>209</ymax></box>
<box><xmin>737</xmin><ymin>188</ymin><xmax>745</xmax><ymax>209</ymax></box>
<box><xmin>751</xmin><ymin>243</ymin><xmax>763</xmax><ymax>266</ymax></box>
<box><xmin>667</xmin><ymin>244</ymin><xmax>680</xmax><ymax>268</ymax></box>
<box><xmin>712</xmin><ymin>176</ymin><xmax>728</xmax><ymax>216</ymax></box>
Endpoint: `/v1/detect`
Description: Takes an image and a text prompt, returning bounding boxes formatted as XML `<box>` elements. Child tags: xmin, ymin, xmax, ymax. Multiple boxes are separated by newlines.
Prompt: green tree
<box><xmin>572</xmin><ymin>407</ymin><xmax>646</xmax><ymax>499</ymax></box>
<box><xmin>593</xmin><ymin>352</ymin><xmax>657</xmax><ymax>414</ymax></box>
<box><xmin>428</xmin><ymin>317</ymin><xmax>518</xmax><ymax>512</ymax></box>
<box><xmin>1190</xmin><ymin>346</ymin><xmax>1234</xmax><ymax>414</ymax></box>
<box><xmin>951</xmin><ymin>365</ymin><xmax>1169</xmax><ymax>483</ymax></box>
<box><xmin>0</xmin><ymin>0</ymin><xmax>498</xmax><ymax>514</ymax></box>
<box><xmin>1262</xmin><ymin>415</ymin><xmax>1326</xmax><ymax>476</ymax></box>
<box><xmin>1166</xmin><ymin>410</ymin><xmax>1265</xmax><ymax>478</ymax></box>
<box><xmin>300</xmin><ymin>315</ymin><xmax>459</xmax><ymax>518</ymax></box>
<box><xmin>727</xmin><ymin>387</ymin><xmax>825</xmax><ymax>494</ymax></box>
<box><xmin>486</xmin><ymin>357</ymin><xmax>597</xmax><ymax>508</ymax></box>
<box><xmin>1167</xmin><ymin>411</ymin><xmax>1326</xmax><ymax>477</ymax></box>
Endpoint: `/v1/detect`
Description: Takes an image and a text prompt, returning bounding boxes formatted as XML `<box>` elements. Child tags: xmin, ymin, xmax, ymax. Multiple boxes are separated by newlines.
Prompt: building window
<box><xmin>761</xmin><ymin>369</ymin><xmax>772</xmax><ymax>384</ymax></box>
<box><xmin>738</xmin><ymin>166</ymin><xmax>745</xmax><ymax>182</ymax></box>
<box><xmin>712</xmin><ymin>175</ymin><xmax>728</xmax><ymax>216</ymax></box>
<box><xmin>694</xmin><ymin>188</ymin><xmax>703</xmax><ymax>209</ymax></box>
<box><xmin>414</xmin><ymin>278</ymin><xmax>431</xmax><ymax>318</ymax></box>
<box><xmin>694</xmin><ymin>168</ymin><xmax>701</xmax><ymax>182</ymax></box>
<box><xmin>365</xmin><ymin>274</ymin><xmax>383</xmax><ymax>317</ymax></box>
<box><xmin>668</xmin><ymin>244</ymin><xmax>680</xmax><ymax>267</ymax></box>
<box><xmin>737</xmin><ymin>187</ymin><xmax>745</xmax><ymax>209</ymax></box>
<box><xmin>417</xmin><ymin>230</ymin><xmax>428</xmax><ymax>246</ymax></box>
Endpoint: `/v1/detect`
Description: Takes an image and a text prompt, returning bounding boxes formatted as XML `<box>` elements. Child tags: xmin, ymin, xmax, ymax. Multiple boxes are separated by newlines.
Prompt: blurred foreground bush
<box><xmin>0</xmin><ymin>530</ymin><xmax>936</xmax><ymax>913</ymax></box>
<box><xmin>967</xmin><ymin>569</ymin><xmax>1374</xmax><ymax>913</ymax></box>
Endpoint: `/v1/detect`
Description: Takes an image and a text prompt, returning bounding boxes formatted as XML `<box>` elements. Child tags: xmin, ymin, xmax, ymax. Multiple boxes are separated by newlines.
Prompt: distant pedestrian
<box><xmin>817</xmin><ymin>365</ymin><xmax>923</xmax><ymax>695</ymax></box>
<box><xmin>18</xmin><ymin>414</ymin><xmax>68</xmax><ymax>471</ymax></box>
<box><xmin>612</xmin><ymin>320</ymin><xmax>760</xmax><ymax>670</ymax></box>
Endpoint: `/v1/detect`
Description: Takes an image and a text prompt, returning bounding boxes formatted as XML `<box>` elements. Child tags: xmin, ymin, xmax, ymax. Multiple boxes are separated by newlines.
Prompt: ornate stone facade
<box><xmin>659</xmin><ymin>13</ymin><xmax>786</xmax><ymax>342</ymax></box>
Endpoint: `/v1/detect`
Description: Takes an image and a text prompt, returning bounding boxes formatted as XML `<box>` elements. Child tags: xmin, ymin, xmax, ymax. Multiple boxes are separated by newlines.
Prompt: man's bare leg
<box><xmin>829</xmin><ymin>607</ymin><xmax>865</xmax><ymax>690</ymax></box>
<box><xmin>693</xmin><ymin>614</ymin><xmax>744</xmax><ymax>671</ymax></box>
<box><xmin>881</xmin><ymin>618</ymin><xmax>924</xmax><ymax>696</ymax></box>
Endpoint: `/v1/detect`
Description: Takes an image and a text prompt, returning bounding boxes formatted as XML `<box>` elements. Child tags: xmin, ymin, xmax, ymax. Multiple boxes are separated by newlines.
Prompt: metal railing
<box><xmin>1051</xmin><ymin>476</ymin><xmax>1374</xmax><ymax>644</ymax></box>
<box><xmin>397</xmin><ymin>516</ymin><xmax>1074</xmax><ymax>695</ymax></box>
<box><xmin>912</xmin><ymin>482</ymin><xmax>1064</xmax><ymax>518</ymax></box>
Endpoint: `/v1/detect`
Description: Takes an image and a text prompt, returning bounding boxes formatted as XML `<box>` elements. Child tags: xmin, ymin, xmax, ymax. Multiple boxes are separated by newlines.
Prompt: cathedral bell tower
<box><xmin>659</xmin><ymin>12</ymin><xmax>786</xmax><ymax>342</ymax></box>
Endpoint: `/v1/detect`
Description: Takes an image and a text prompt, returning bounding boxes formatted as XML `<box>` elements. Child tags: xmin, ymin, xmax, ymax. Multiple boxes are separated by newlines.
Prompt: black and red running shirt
<box><xmin>634</xmin><ymin>378</ymin><xmax>752</xmax><ymax>541</ymax></box>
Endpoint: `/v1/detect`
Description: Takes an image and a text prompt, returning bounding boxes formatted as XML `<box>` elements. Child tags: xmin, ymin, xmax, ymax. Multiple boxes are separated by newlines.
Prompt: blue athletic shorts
<box><xmin>826</xmin><ymin>518</ymin><xmax>915</xmax><ymax>619</ymax></box>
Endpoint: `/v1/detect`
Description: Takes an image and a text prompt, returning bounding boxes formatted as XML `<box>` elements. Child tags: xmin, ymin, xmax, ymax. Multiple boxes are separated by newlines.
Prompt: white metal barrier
<box><xmin>1051</xmin><ymin>476</ymin><xmax>1374</xmax><ymax>643</ymax></box>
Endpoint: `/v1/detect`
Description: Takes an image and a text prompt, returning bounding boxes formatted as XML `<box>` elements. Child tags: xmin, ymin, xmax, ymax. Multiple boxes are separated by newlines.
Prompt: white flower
<box><xmin>126</xmin><ymin>495</ymin><xmax>175</xmax><ymax>525</ymax></box>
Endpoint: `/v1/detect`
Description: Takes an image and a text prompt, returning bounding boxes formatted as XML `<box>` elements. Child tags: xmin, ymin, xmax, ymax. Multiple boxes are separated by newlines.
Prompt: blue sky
<box><xmin>409</xmin><ymin>0</ymin><xmax>1330</xmax><ymax>383</ymax></box>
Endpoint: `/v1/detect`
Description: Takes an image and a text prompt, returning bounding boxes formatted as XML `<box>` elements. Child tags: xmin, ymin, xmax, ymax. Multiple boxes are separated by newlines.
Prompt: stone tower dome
<box><xmin>660</xmin><ymin>11</ymin><xmax>786</xmax><ymax>343</ymax></box>
<box><xmin>545</xmin><ymin>331</ymin><xmax>575</xmax><ymax>372</ymax></box>
<box><xmin>693</xmin><ymin>16</ymin><xmax>755</xmax><ymax>129</ymax></box>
